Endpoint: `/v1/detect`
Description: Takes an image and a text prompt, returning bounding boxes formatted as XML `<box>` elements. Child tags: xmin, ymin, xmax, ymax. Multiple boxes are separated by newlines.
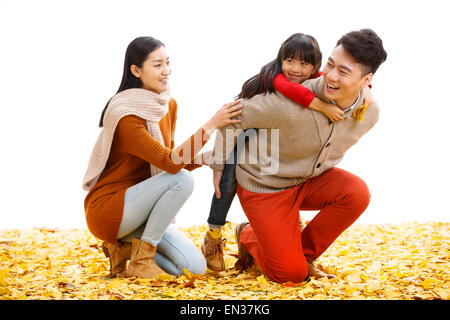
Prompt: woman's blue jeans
<box><xmin>117</xmin><ymin>169</ymin><xmax>206</xmax><ymax>276</ymax></box>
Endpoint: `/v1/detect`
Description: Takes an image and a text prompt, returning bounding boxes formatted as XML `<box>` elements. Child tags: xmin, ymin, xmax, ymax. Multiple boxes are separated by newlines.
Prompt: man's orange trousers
<box><xmin>237</xmin><ymin>167</ymin><xmax>371</xmax><ymax>283</ymax></box>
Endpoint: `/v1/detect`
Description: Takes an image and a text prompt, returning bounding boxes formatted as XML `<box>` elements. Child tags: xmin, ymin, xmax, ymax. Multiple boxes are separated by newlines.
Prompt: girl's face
<box><xmin>281</xmin><ymin>58</ymin><xmax>316</xmax><ymax>83</ymax></box>
<box><xmin>131</xmin><ymin>46</ymin><xmax>171</xmax><ymax>93</ymax></box>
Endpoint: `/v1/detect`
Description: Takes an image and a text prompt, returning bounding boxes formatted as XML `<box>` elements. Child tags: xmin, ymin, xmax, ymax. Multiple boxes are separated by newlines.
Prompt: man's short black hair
<box><xmin>336</xmin><ymin>28</ymin><xmax>387</xmax><ymax>75</ymax></box>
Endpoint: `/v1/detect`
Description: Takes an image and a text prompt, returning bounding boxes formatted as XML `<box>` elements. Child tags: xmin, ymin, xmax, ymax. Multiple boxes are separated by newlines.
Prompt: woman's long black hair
<box><xmin>98</xmin><ymin>36</ymin><xmax>165</xmax><ymax>127</ymax></box>
<box><xmin>237</xmin><ymin>33</ymin><xmax>322</xmax><ymax>99</ymax></box>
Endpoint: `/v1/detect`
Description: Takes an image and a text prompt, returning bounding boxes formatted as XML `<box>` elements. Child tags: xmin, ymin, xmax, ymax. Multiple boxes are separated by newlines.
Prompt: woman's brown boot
<box><xmin>101</xmin><ymin>241</ymin><xmax>132</xmax><ymax>278</ymax></box>
<box><xmin>125</xmin><ymin>238</ymin><xmax>167</xmax><ymax>279</ymax></box>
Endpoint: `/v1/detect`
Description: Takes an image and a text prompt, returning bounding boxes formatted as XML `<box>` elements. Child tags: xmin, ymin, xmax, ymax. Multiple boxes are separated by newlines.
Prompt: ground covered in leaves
<box><xmin>0</xmin><ymin>222</ymin><xmax>448</xmax><ymax>300</ymax></box>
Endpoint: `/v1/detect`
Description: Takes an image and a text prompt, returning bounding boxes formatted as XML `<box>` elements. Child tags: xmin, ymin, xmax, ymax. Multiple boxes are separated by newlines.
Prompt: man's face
<box><xmin>322</xmin><ymin>45</ymin><xmax>372</xmax><ymax>107</ymax></box>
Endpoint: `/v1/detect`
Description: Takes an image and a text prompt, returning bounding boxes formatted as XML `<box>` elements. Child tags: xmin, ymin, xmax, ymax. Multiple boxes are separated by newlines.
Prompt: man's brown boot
<box><xmin>102</xmin><ymin>241</ymin><xmax>132</xmax><ymax>278</ymax></box>
<box><xmin>307</xmin><ymin>260</ymin><xmax>335</xmax><ymax>279</ymax></box>
<box><xmin>125</xmin><ymin>238</ymin><xmax>167</xmax><ymax>279</ymax></box>
<box><xmin>201</xmin><ymin>231</ymin><xmax>226</xmax><ymax>271</ymax></box>
<box><xmin>234</xmin><ymin>222</ymin><xmax>254</xmax><ymax>271</ymax></box>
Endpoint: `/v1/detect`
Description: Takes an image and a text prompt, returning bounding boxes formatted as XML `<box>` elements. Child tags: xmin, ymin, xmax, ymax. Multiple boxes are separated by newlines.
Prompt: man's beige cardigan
<box><xmin>209</xmin><ymin>76</ymin><xmax>380</xmax><ymax>193</ymax></box>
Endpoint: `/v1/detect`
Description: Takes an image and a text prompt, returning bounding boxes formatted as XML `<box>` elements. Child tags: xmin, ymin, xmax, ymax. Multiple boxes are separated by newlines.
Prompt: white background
<box><xmin>1</xmin><ymin>0</ymin><xmax>449</xmax><ymax>230</ymax></box>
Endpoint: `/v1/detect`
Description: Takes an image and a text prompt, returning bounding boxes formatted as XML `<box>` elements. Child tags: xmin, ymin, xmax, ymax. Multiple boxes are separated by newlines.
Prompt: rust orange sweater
<box><xmin>84</xmin><ymin>99</ymin><xmax>204</xmax><ymax>243</ymax></box>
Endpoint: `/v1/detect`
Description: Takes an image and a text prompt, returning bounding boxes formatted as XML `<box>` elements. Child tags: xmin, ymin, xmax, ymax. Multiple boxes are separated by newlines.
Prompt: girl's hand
<box><xmin>213</xmin><ymin>170</ymin><xmax>223</xmax><ymax>199</ymax></box>
<box><xmin>309</xmin><ymin>97</ymin><xmax>344</xmax><ymax>122</ymax></box>
<box><xmin>321</xmin><ymin>103</ymin><xmax>345</xmax><ymax>122</ymax></box>
<box><xmin>363</xmin><ymin>86</ymin><xmax>374</xmax><ymax>107</ymax></box>
<box><xmin>203</xmin><ymin>100</ymin><xmax>243</xmax><ymax>137</ymax></box>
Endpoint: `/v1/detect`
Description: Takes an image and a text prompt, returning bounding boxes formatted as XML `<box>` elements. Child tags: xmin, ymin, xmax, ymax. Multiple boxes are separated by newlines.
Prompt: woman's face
<box><xmin>281</xmin><ymin>58</ymin><xmax>316</xmax><ymax>83</ymax></box>
<box><xmin>131</xmin><ymin>46</ymin><xmax>171</xmax><ymax>93</ymax></box>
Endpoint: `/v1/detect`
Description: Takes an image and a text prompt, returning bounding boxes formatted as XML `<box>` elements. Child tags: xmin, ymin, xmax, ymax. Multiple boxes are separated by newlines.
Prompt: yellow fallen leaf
<box><xmin>420</xmin><ymin>278</ymin><xmax>437</xmax><ymax>290</ymax></box>
<box><xmin>0</xmin><ymin>221</ymin><xmax>448</xmax><ymax>300</ymax></box>
<box><xmin>301</xmin><ymin>286</ymin><xmax>315</xmax><ymax>295</ymax></box>
<box><xmin>162</xmin><ymin>290</ymin><xmax>177</xmax><ymax>297</ymax></box>
<box><xmin>108</xmin><ymin>279</ymin><xmax>124</xmax><ymax>290</ymax></box>
<box><xmin>384</xmin><ymin>290</ymin><xmax>401</xmax><ymax>299</ymax></box>
<box><xmin>338</xmin><ymin>249</ymin><xmax>350</xmax><ymax>256</ymax></box>
<box><xmin>208</xmin><ymin>279</ymin><xmax>216</xmax><ymax>285</ymax></box>
<box><xmin>183</xmin><ymin>268</ymin><xmax>194</xmax><ymax>279</ymax></box>
<box><xmin>47</xmin><ymin>286</ymin><xmax>63</xmax><ymax>299</ymax></box>
<box><xmin>347</xmin><ymin>273</ymin><xmax>361</xmax><ymax>283</ymax></box>
<box><xmin>0</xmin><ymin>269</ymin><xmax>10</xmax><ymax>286</ymax></box>
<box><xmin>0</xmin><ymin>287</ymin><xmax>10</xmax><ymax>295</ymax></box>
<box><xmin>344</xmin><ymin>286</ymin><xmax>358</xmax><ymax>296</ymax></box>
<box><xmin>156</xmin><ymin>273</ymin><xmax>175</xmax><ymax>281</ymax></box>
<box><xmin>433</xmin><ymin>288</ymin><xmax>450</xmax><ymax>300</ymax></box>
<box><xmin>257</xmin><ymin>275</ymin><xmax>269</xmax><ymax>285</ymax></box>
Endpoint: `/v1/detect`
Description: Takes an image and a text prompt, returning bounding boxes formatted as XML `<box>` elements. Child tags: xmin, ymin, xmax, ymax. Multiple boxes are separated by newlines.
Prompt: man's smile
<box><xmin>325</xmin><ymin>81</ymin><xmax>340</xmax><ymax>94</ymax></box>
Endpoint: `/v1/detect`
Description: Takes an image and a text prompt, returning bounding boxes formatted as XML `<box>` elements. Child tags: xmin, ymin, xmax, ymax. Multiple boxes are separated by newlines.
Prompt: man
<box><xmin>209</xmin><ymin>29</ymin><xmax>387</xmax><ymax>283</ymax></box>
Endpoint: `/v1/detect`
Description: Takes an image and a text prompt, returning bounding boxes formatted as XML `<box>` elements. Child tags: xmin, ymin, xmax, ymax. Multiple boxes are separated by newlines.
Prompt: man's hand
<box><xmin>213</xmin><ymin>170</ymin><xmax>223</xmax><ymax>199</ymax></box>
<box><xmin>363</xmin><ymin>86</ymin><xmax>374</xmax><ymax>106</ymax></box>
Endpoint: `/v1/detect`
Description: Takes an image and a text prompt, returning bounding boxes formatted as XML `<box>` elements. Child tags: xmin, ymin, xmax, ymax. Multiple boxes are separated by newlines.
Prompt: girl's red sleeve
<box><xmin>272</xmin><ymin>73</ymin><xmax>317</xmax><ymax>108</ymax></box>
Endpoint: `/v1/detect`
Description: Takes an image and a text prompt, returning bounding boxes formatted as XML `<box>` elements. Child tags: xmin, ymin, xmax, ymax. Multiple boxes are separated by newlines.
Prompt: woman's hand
<box><xmin>213</xmin><ymin>170</ymin><xmax>223</xmax><ymax>199</ymax></box>
<box><xmin>200</xmin><ymin>150</ymin><xmax>212</xmax><ymax>166</ymax></box>
<box><xmin>203</xmin><ymin>100</ymin><xmax>243</xmax><ymax>137</ymax></box>
<box><xmin>309</xmin><ymin>97</ymin><xmax>344</xmax><ymax>122</ymax></box>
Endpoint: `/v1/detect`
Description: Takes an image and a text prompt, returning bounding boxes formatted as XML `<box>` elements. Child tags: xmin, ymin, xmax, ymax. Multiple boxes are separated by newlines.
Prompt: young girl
<box><xmin>201</xmin><ymin>33</ymin><xmax>372</xmax><ymax>272</ymax></box>
<box><xmin>82</xmin><ymin>36</ymin><xmax>243</xmax><ymax>279</ymax></box>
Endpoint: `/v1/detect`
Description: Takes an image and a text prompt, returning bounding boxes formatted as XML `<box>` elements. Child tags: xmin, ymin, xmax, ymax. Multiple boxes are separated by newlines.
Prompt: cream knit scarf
<box><xmin>82</xmin><ymin>87</ymin><xmax>171</xmax><ymax>191</ymax></box>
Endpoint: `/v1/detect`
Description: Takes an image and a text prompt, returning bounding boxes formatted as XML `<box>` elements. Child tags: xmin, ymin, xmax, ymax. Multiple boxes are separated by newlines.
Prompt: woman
<box><xmin>82</xmin><ymin>36</ymin><xmax>242</xmax><ymax>278</ymax></box>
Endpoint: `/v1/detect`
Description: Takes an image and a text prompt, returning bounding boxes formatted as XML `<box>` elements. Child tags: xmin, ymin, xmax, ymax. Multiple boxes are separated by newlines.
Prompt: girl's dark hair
<box><xmin>237</xmin><ymin>33</ymin><xmax>322</xmax><ymax>99</ymax></box>
<box><xmin>98</xmin><ymin>36</ymin><xmax>165</xmax><ymax>127</ymax></box>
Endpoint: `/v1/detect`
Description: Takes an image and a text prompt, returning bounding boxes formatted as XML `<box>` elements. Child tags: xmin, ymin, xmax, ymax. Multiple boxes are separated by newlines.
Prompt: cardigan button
<box><xmin>316</xmin><ymin>163</ymin><xmax>321</xmax><ymax>168</ymax></box>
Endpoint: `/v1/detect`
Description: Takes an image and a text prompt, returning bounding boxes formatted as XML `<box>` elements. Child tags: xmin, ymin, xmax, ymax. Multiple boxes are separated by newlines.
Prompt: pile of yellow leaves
<box><xmin>0</xmin><ymin>222</ymin><xmax>448</xmax><ymax>300</ymax></box>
